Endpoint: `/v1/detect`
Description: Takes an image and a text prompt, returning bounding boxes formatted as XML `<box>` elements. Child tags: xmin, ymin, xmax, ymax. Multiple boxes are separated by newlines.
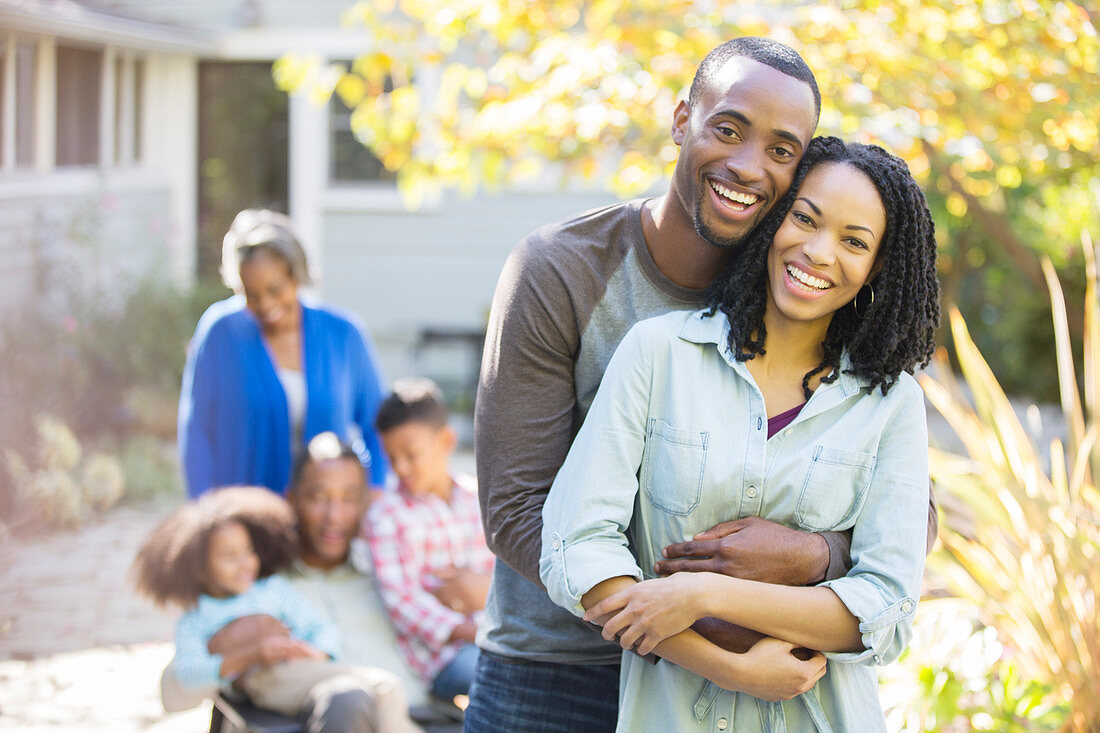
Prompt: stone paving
<box><xmin>0</xmin><ymin>500</ymin><xmax>212</xmax><ymax>731</ymax></box>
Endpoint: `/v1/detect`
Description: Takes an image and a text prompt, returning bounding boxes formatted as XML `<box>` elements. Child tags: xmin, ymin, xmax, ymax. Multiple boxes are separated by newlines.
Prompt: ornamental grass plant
<box><xmin>917</xmin><ymin>233</ymin><xmax>1100</xmax><ymax>731</ymax></box>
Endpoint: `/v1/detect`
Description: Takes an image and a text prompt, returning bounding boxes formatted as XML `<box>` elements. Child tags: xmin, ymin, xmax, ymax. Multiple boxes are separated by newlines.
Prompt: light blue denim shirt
<box><xmin>540</xmin><ymin>310</ymin><xmax>930</xmax><ymax>732</ymax></box>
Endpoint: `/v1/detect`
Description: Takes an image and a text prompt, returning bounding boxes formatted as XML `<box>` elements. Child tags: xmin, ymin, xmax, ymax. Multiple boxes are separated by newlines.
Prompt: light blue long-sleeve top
<box><xmin>540</xmin><ymin>310</ymin><xmax>930</xmax><ymax>732</ymax></box>
<box><xmin>178</xmin><ymin>295</ymin><xmax>388</xmax><ymax>498</ymax></box>
<box><xmin>173</xmin><ymin>575</ymin><xmax>343</xmax><ymax>690</ymax></box>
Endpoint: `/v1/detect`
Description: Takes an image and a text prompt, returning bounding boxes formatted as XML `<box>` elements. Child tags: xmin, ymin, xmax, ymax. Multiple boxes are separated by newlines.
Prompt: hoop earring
<box><xmin>853</xmin><ymin>283</ymin><xmax>875</xmax><ymax>319</ymax></box>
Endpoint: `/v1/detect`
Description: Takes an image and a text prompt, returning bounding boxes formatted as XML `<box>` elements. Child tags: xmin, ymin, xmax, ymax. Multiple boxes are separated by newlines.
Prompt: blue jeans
<box><xmin>431</xmin><ymin>643</ymin><xmax>480</xmax><ymax>702</ymax></box>
<box><xmin>463</xmin><ymin>650</ymin><xmax>620</xmax><ymax>733</ymax></box>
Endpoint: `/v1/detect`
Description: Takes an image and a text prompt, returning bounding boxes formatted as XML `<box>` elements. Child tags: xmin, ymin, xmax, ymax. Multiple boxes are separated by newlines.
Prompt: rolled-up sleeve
<box><xmin>540</xmin><ymin>323</ymin><xmax>656</xmax><ymax>615</ymax></box>
<box><xmin>820</xmin><ymin>379</ymin><xmax>930</xmax><ymax>666</ymax></box>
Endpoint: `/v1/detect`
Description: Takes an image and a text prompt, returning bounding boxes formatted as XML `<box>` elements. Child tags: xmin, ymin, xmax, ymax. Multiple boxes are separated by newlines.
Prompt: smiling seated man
<box><xmin>160</xmin><ymin>433</ymin><xmax>427</xmax><ymax>731</ymax></box>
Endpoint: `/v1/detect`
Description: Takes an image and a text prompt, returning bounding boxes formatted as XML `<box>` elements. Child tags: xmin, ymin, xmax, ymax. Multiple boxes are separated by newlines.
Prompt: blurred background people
<box><xmin>178</xmin><ymin>209</ymin><xmax>388</xmax><ymax>498</ymax></box>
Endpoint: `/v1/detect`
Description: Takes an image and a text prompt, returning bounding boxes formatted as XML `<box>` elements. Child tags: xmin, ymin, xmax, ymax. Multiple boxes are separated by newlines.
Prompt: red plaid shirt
<box><xmin>365</xmin><ymin>476</ymin><xmax>494</xmax><ymax>682</ymax></box>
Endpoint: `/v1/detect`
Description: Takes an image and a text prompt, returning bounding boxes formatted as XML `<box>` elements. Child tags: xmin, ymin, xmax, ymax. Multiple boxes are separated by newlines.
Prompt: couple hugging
<box><xmin>467</xmin><ymin>37</ymin><xmax>939</xmax><ymax>733</ymax></box>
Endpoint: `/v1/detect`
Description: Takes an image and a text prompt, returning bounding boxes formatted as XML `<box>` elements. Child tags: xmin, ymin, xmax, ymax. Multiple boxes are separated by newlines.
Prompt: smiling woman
<box><xmin>540</xmin><ymin>136</ymin><xmax>941</xmax><ymax>731</ymax></box>
<box><xmin>178</xmin><ymin>209</ymin><xmax>389</xmax><ymax>498</ymax></box>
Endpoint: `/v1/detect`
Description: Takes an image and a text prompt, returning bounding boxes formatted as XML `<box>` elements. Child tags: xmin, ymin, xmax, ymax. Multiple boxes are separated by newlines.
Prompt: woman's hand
<box><xmin>723</xmin><ymin>637</ymin><xmax>827</xmax><ymax>701</ymax></box>
<box><xmin>584</xmin><ymin>574</ymin><xmax>707</xmax><ymax>655</ymax></box>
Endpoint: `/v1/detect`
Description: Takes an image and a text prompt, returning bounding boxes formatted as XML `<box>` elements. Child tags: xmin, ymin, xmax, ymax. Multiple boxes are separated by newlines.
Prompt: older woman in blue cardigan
<box><xmin>179</xmin><ymin>209</ymin><xmax>388</xmax><ymax>498</ymax></box>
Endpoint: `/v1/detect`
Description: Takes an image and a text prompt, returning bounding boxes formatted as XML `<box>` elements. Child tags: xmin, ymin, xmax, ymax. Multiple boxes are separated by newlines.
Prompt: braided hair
<box><xmin>705</xmin><ymin>136</ymin><xmax>940</xmax><ymax>397</ymax></box>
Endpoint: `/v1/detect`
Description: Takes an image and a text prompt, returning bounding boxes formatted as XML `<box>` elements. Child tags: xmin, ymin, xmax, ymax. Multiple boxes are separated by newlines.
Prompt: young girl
<box><xmin>132</xmin><ymin>486</ymin><xmax>417</xmax><ymax>731</ymax></box>
<box><xmin>541</xmin><ymin>137</ymin><xmax>939</xmax><ymax>730</ymax></box>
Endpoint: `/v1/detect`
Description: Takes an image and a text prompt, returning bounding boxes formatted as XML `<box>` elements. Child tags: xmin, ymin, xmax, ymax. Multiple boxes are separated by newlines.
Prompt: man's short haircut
<box><xmin>375</xmin><ymin>378</ymin><xmax>449</xmax><ymax>433</ymax></box>
<box><xmin>289</xmin><ymin>431</ymin><xmax>365</xmax><ymax>491</ymax></box>
<box><xmin>689</xmin><ymin>37</ymin><xmax>821</xmax><ymax>123</ymax></box>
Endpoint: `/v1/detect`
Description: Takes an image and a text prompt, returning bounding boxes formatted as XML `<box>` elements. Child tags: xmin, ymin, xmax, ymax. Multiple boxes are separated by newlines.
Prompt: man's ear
<box><xmin>672</xmin><ymin>100</ymin><xmax>690</xmax><ymax>146</ymax></box>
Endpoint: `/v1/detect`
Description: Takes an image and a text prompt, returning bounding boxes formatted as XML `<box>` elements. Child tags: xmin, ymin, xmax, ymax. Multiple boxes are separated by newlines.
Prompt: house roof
<box><xmin>0</xmin><ymin>0</ymin><xmax>216</xmax><ymax>54</ymax></box>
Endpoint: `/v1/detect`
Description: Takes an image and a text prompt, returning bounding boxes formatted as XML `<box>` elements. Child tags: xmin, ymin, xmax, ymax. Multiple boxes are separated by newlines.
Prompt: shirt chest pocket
<box><xmin>640</xmin><ymin>418</ymin><xmax>708</xmax><ymax>516</ymax></box>
<box><xmin>795</xmin><ymin>445</ymin><xmax>876</xmax><ymax>532</ymax></box>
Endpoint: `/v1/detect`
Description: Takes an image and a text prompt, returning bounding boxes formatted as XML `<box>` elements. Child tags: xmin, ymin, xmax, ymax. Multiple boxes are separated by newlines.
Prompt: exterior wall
<box><xmin>0</xmin><ymin>43</ymin><xmax>198</xmax><ymax>311</ymax></box>
<box><xmin>142</xmin><ymin>53</ymin><xmax>200</xmax><ymax>287</ymax></box>
<box><xmin>319</xmin><ymin>189</ymin><xmax>620</xmax><ymax>403</ymax></box>
<box><xmin>0</xmin><ymin>175</ymin><xmax>174</xmax><ymax>312</ymax></box>
<box><xmin>0</xmin><ymin>1</ymin><xmax>203</xmax><ymax>313</ymax></box>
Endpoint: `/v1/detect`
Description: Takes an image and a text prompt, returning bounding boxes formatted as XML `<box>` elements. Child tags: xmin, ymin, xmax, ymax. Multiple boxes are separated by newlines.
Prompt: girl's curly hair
<box><xmin>705</xmin><ymin>135</ymin><xmax>941</xmax><ymax>397</ymax></box>
<box><xmin>131</xmin><ymin>486</ymin><xmax>299</xmax><ymax>608</ymax></box>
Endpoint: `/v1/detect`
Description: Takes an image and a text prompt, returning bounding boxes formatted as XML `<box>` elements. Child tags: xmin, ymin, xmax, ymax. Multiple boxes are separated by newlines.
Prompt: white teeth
<box><xmin>787</xmin><ymin>264</ymin><xmax>831</xmax><ymax>290</ymax></box>
<box><xmin>710</xmin><ymin>181</ymin><xmax>758</xmax><ymax>206</ymax></box>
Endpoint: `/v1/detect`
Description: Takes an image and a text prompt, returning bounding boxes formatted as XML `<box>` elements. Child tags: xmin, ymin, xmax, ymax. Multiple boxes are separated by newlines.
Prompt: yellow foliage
<box><xmin>995</xmin><ymin>164</ymin><xmax>1022</xmax><ymax>189</ymax></box>
<box><xmin>946</xmin><ymin>193</ymin><xmax>968</xmax><ymax>218</ymax></box>
<box><xmin>277</xmin><ymin>0</ymin><xmax>1099</xmax><ymax>222</ymax></box>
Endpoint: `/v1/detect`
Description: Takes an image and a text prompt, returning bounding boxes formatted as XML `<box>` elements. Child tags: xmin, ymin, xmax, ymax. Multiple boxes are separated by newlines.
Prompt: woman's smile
<box><xmin>766</xmin><ymin>161</ymin><xmax>885</xmax><ymax>328</ymax></box>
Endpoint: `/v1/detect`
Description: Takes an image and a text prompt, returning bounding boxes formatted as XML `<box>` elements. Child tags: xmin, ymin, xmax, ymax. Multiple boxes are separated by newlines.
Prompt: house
<box><xmin>0</xmin><ymin>0</ymin><xmax>617</xmax><ymax>417</ymax></box>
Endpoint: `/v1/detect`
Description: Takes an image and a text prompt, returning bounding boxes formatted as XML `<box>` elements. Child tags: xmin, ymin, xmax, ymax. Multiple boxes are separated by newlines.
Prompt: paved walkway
<box><xmin>0</xmin><ymin>500</ymin><xmax>211</xmax><ymax>731</ymax></box>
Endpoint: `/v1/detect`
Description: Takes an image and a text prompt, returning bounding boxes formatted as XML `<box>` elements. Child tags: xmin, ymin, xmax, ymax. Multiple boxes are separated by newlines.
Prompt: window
<box><xmin>328</xmin><ymin>77</ymin><xmax>396</xmax><ymax>185</ymax></box>
<box><xmin>55</xmin><ymin>44</ymin><xmax>102</xmax><ymax>167</ymax></box>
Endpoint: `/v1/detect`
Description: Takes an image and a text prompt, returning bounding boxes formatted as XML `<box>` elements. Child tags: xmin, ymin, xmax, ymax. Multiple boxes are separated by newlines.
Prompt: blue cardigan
<box><xmin>178</xmin><ymin>296</ymin><xmax>388</xmax><ymax>498</ymax></box>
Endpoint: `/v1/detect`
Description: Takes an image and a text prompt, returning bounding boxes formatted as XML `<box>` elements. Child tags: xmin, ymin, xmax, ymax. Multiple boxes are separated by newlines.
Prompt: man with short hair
<box><xmin>160</xmin><ymin>433</ymin><xmax>427</xmax><ymax>731</ymax></box>
<box><xmin>468</xmin><ymin>37</ymin><xmax>922</xmax><ymax>732</ymax></box>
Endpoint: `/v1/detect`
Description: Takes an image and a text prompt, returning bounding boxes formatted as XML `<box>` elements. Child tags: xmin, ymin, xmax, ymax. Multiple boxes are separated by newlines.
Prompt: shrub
<box><xmin>918</xmin><ymin>233</ymin><xmax>1100</xmax><ymax>730</ymax></box>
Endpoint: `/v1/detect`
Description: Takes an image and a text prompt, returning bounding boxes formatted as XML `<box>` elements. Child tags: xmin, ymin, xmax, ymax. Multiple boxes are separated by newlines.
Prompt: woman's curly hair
<box><xmin>131</xmin><ymin>486</ymin><xmax>299</xmax><ymax>609</ymax></box>
<box><xmin>705</xmin><ymin>135</ymin><xmax>941</xmax><ymax>397</ymax></box>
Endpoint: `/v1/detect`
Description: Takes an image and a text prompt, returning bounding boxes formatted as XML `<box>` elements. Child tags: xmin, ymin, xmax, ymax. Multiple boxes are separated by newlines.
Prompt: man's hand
<box><xmin>721</xmin><ymin>637</ymin><xmax>827</xmax><ymax>701</ymax></box>
<box><xmin>691</xmin><ymin>617</ymin><xmax>765</xmax><ymax>655</ymax></box>
<box><xmin>207</xmin><ymin>614</ymin><xmax>289</xmax><ymax>656</ymax></box>
<box><xmin>431</xmin><ymin>566</ymin><xmax>491</xmax><ymax>614</ymax></box>
<box><xmin>256</xmin><ymin>637</ymin><xmax>327</xmax><ymax>667</ymax></box>
<box><xmin>656</xmin><ymin>516</ymin><xmax>829</xmax><ymax>586</ymax></box>
<box><xmin>210</xmin><ymin>616</ymin><xmax>320</xmax><ymax>680</ymax></box>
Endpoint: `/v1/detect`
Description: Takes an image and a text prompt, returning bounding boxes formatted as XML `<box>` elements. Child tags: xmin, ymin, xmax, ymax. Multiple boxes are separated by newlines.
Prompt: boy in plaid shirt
<box><xmin>366</xmin><ymin>378</ymin><xmax>494</xmax><ymax>708</ymax></box>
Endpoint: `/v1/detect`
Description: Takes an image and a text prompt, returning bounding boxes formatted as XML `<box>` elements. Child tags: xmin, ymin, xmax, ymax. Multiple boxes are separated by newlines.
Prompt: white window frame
<box><xmin>0</xmin><ymin>33</ymin><xmax>145</xmax><ymax>175</ymax></box>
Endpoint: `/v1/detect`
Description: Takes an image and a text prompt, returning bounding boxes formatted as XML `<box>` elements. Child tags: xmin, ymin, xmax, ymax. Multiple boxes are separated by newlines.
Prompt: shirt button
<box><xmin>746</xmin><ymin>486</ymin><xmax>757</xmax><ymax>498</ymax></box>
<box><xmin>784</xmin><ymin>429</ymin><xmax>792</xmax><ymax>437</ymax></box>
<box><xmin>901</xmin><ymin>600</ymin><xmax>913</xmax><ymax>613</ymax></box>
<box><xmin>717</xmin><ymin>719</ymin><xmax>728</xmax><ymax>730</ymax></box>
<box><xmin>552</xmin><ymin>538</ymin><xmax>561</xmax><ymax>550</ymax></box>
<box><xmin>757</xmin><ymin>416</ymin><xmax>763</xmax><ymax>430</ymax></box>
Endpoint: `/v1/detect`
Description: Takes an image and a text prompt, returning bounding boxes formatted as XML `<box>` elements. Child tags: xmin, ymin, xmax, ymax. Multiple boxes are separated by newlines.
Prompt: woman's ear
<box><xmin>868</xmin><ymin>253</ymin><xmax>885</xmax><ymax>282</ymax></box>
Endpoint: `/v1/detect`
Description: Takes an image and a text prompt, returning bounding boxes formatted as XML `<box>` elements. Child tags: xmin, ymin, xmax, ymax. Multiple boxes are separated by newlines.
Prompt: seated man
<box><xmin>160</xmin><ymin>433</ymin><xmax>427</xmax><ymax>730</ymax></box>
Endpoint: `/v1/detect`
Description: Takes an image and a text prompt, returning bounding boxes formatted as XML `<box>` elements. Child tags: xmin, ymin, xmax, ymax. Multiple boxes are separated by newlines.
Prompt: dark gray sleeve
<box><xmin>475</xmin><ymin>239</ymin><xmax>585</xmax><ymax>587</ymax></box>
<box><xmin>819</xmin><ymin>479</ymin><xmax>938</xmax><ymax>582</ymax></box>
